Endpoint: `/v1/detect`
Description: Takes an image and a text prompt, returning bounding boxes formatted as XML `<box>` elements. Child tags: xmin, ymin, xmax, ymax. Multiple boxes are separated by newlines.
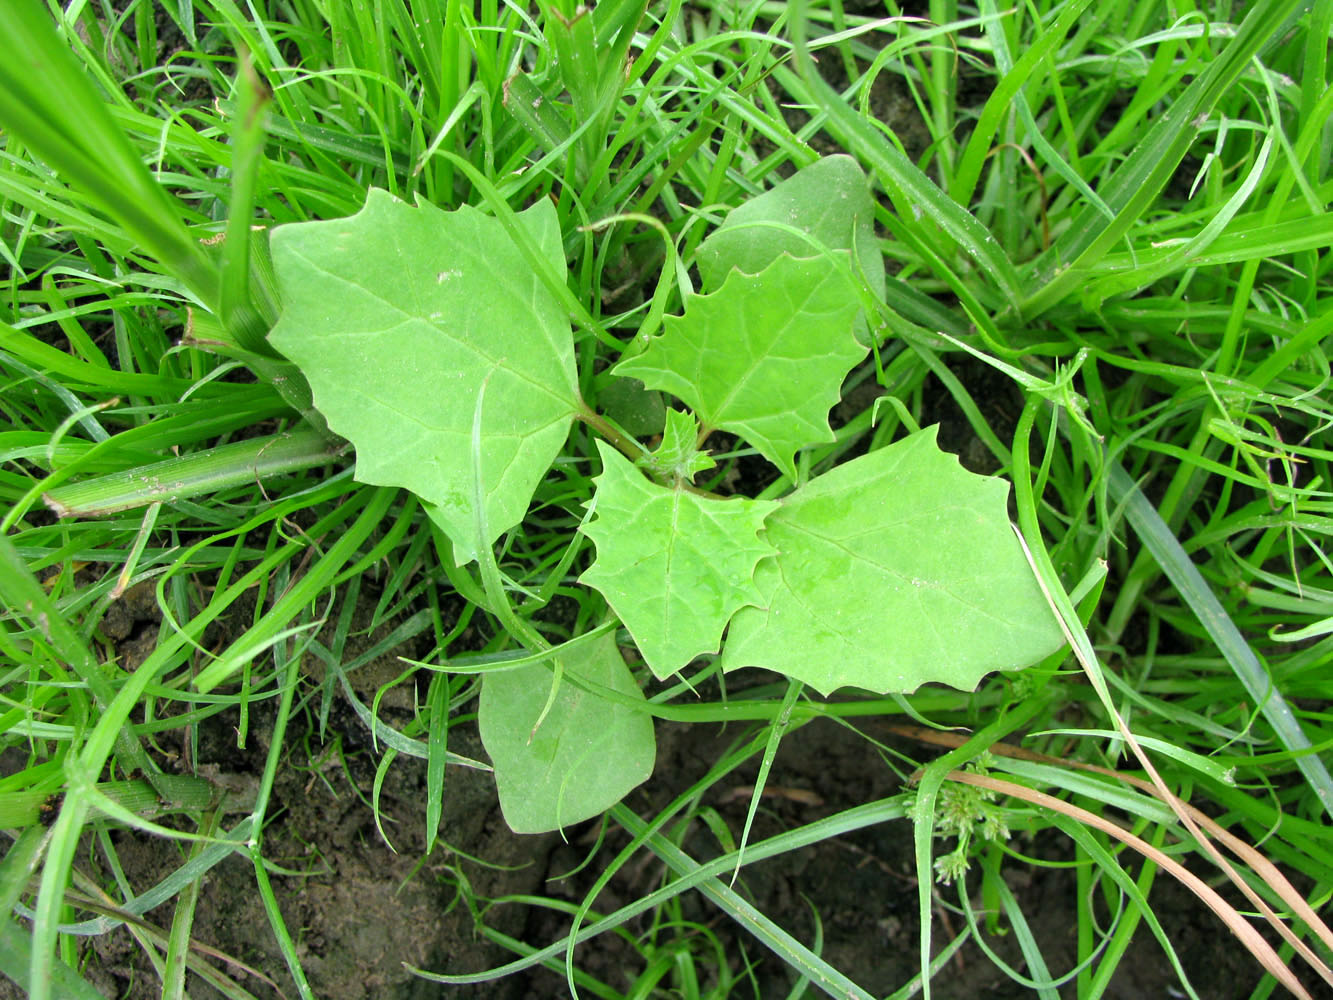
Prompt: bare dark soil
<box><xmin>4</xmin><ymin>607</ymin><xmax>1294</xmax><ymax>1000</ymax></box>
<box><xmin>11</xmin><ymin>713</ymin><xmax>1294</xmax><ymax>1000</ymax></box>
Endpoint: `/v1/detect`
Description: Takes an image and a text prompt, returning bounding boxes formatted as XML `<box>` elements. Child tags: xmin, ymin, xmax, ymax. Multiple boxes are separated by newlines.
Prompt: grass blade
<box><xmin>1019</xmin><ymin>0</ymin><xmax>1307</xmax><ymax>317</ymax></box>
<box><xmin>1107</xmin><ymin>462</ymin><xmax>1333</xmax><ymax>821</ymax></box>
<box><xmin>42</xmin><ymin>428</ymin><xmax>345</xmax><ymax>517</ymax></box>
<box><xmin>787</xmin><ymin>0</ymin><xmax>1024</xmax><ymax>310</ymax></box>
<box><xmin>0</xmin><ymin>3</ymin><xmax>217</xmax><ymax>308</ymax></box>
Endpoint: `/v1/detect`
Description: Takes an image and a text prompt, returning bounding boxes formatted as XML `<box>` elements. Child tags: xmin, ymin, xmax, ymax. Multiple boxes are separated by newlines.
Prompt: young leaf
<box><xmin>268</xmin><ymin>189</ymin><xmax>580</xmax><ymax>563</ymax></box>
<box><xmin>580</xmin><ymin>440</ymin><xmax>777</xmax><ymax>680</ymax></box>
<box><xmin>695</xmin><ymin>154</ymin><xmax>885</xmax><ymax>306</ymax></box>
<box><xmin>478</xmin><ymin>633</ymin><xmax>656</xmax><ymax>834</ymax></box>
<box><xmin>615</xmin><ymin>254</ymin><xmax>865</xmax><ymax>480</ymax></box>
<box><xmin>721</xmin><ymin>427</ymin><xmax>1065</xmax><ymax>694</ymax></box>
<box><xmin>636</xmin><ymin>408</ymin><xmax>715</xmax><ymax>482</ymax></box>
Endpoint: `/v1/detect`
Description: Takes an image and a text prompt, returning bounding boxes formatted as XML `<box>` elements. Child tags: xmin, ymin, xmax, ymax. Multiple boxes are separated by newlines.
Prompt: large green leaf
<box><xmin>478</xmin><ymin>634</ymin><xmax>656</xmax><ymax>834</ymax></box>
<box><xmin>580</xmin><ymin>439</ymin><xmax>777</xmax><ymax>680</ymax></box>
<box><xmin>695</xmin><ymin>155</ymin><xmax>885</xmax><ymax>316</ymax></box>
<box><xmin>721</xmin><ymin>428</ymin><xmax>1065</xmax><ymax>694</ymax></box>
<box><xmin>615</xmin><ymin>254</ymin><xmax>865</xmax><ymax>480</ymax></box>
<box><xmin>268</xmin><ymin>189</ymin><xmax>579</xmax><ymax>563</ymax></box>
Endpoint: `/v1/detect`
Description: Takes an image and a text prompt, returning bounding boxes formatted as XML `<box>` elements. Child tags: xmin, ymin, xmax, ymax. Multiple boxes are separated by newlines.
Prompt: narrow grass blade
<box><xmin>27</xmin><ymin>792</ymin><xmax>93</xmax><ymax>1000</ymax></box>
<box><xmin>622</xmin><ymin>808</ymin><xmax>876</xmax><ymax>1000</ymax></box>
<box><xmin>0</xmin><ymin>828</ymin><xmax>46</xmax><ymax>921</ymax></box>
<box><xmin>246</xmin><ymin>641</ymin><xmax>317</xmax><ymax>1000</ymax></box>
<box><xmin>965</xmin><ymin>855</ymin><xmax>1064</xmax><ymax>997</ymax></box>
<box><xmin>407</xmin><ymin>796</ymin><xmax>910</xmax><ymax>987</ymax></box>
<box><xmin>949</xmin><ymin>0</ymin><xmax>1099</xmax><ymax>212</ymax></box>
<box><xmin>732</xmin><ymin>679</ymin><xmax>802</xmax><ymax>884</ymax></box>
<box><xmin>1107</xmin><ymin>462</ymin><xmax>1333</xmax><ymax>821</ymax></box>
<box><xmin>0</xmin><ymin>916</ymin><xmax>107</xmax><ymax>1000</ymax></box>
<box><xmin>42</xmin><ymin>428</ymin><xmax>344</xmax><ymax>517</ymax></box>
<box><xmin>1019</xmin><ymin>0</ymin><xmax>1307</xmax><ymax>316</ymax></box>
<box><xmin>0</xmin><ymin>536</ymin><xmax>164</xmax><ymax>788</ymax></box>
<box><xmin>949</xmin><ymin>770</ymin><xmax>1315</xmax><ymax>1000</ymax></box>
<box><xmin>424</xmin><ymin>673</ymin><xmax>450</xmax><ymax>854</ymax></box>
<box><xmin>1083</xmin><ymin>132</ymin><xmax>1277</xmax><ymax>308</ymax></box>
<box><xmin>217</xmin><ymin>55</ymin><xmax>279</xmax><ymax>357</ymax></box>
<box><xmin>909</xmin><ymin>697</ymin><xmax>1050</xmax><ymax>1000</ymax></box>
<box><xmin>161</xmin><ymin>810</ymin><xmax>220</xmax><ymax>1000</ymax></box>
<box><xmin>787</xmin><ymin>0</ymin><xmax>1023</xmax><ymax>309</ymax></box>
<box><xmin>192</xmin><ymin>485</ymin><xmax>395</xmax><ymax>693</ymax></box>
<box><xmin>0</xmin><ymin>3</ymin><xmax>217</xmax><ymax>307</ymax></box>
<box><xmin>1060</xmin><ymin>820</ymin><xmax>1192</xmax><ymax>1000</ymax></box>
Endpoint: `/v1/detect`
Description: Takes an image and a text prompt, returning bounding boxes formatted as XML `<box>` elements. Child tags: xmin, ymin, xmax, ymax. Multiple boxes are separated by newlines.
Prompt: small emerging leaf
<box><xmin>637</xmin><ymin>409</ymin><xmax>715</xmax><ymax>482</ymax></box>
<box><xmin>478</xmin><ymin>634</ymin><xmax>655</xmax><ymax>834</ymax></box>
<box><xmin>268</xmin><ymin>189</ymin><xmax>580</xmax><ymax>563</ymax></box>
<box><xmin>615</xmin><ymin>254</ymin><xmax>865</xmax><ymax>480</ymax></box>
<box><xmin>721</xmin><ymin>428</ymin><xmax>1065</xmax><ymax>694</ymax></box>
<box><xmin>581</xmin><ymin>441</ymin><xmax>777</xmax><ymax>679</ymax></box>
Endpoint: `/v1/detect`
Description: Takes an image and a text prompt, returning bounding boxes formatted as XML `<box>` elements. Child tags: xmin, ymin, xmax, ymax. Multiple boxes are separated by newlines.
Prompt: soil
<box><xmin>3</xmin><ymin>660</ymin><xmax>1305</xmax><ymax>1000</ymax></box>
<box><xmin>5</xmin><ymin>720</ymin><xmax>1301</xmax><ymax>1000</ymax></box>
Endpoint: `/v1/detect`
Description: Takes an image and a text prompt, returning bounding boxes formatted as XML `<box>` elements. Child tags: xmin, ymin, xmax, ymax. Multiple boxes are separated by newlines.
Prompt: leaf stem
<box><xmin>577</xmin><ymin>404</ymin><xmax>647</xmax><ymax>463</ymax></box>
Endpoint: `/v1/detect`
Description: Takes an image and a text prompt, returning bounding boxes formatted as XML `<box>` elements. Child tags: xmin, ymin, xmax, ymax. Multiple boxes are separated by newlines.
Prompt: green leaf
<box><xmin>478</xmin><ymin>633</ymin><xmax>656</xmax><ymax>834</ymax></box>
<box><xmin>721</xmin><ymin>428</ymin><xmax>1065</xmax><ymax>695</ymax></box>
<box><xmin>695</xmin><ymin>154</ymin><xmax>885</xmax><ymax>341</ymax></box>
<box><xmin>597</xmin><ymin>375</ymin><xmax>666</xmax><ymax>437</ymax></box>
<box><xmin>268</xmin><ymin>189</ymin><xmax>580</xmax><ymax>563</ymax></box>
<box><xmin>615</xmin><ymin>254</ymin><xmax>865</xmax><ymax>480</ymax></box>
<box><xmin>636</xmin><ymin>408</ymin><xmax>715</xmax><ymax>482</ymax></box>
<box><xmin>580</xmin><ymin>441</ymin><xmax>777</xmax><ymax>679</ymax></box>
<box><xmin>695</xmin><ymin>154</ymin><xmax>882</xmax><ymax>296</ymax></box>
<box><xmin>779</xmin><ymin>51</ymin><xmax>1024</xmax><ymax>309</ymax></box>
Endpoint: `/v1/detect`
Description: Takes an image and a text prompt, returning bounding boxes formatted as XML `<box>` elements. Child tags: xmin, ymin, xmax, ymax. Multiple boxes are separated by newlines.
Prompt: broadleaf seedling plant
<box><xmin>6</xmin><ymin>2</ymin><xmax>1333</xmax><ymax>997</ymax></box>
<box><xmin>264</xmin><ymin>156</ymin><xmax>1064</xmax><ymax>833</ymax></box>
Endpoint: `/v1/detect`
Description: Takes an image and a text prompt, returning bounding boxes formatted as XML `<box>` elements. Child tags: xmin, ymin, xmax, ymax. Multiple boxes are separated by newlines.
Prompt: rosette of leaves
<box><xmin>267</xmin><ymin>159</ymin><xmax>1064</xmax><ymax>833</ymax></box>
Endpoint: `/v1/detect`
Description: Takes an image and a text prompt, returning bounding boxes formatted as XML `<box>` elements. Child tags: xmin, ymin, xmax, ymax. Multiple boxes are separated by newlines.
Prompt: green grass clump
<box><xmin>2</xmin><ymin>0</ymin><xmax>1332</xmax><ymax>998</ymax></box>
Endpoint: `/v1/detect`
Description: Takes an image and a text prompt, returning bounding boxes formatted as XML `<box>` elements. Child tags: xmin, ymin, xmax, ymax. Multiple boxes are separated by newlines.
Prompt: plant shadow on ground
<box><xmin>2</xmin><ymin>567</ymin><xmax>1297</xmax><ymax>1000</ymax></box>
